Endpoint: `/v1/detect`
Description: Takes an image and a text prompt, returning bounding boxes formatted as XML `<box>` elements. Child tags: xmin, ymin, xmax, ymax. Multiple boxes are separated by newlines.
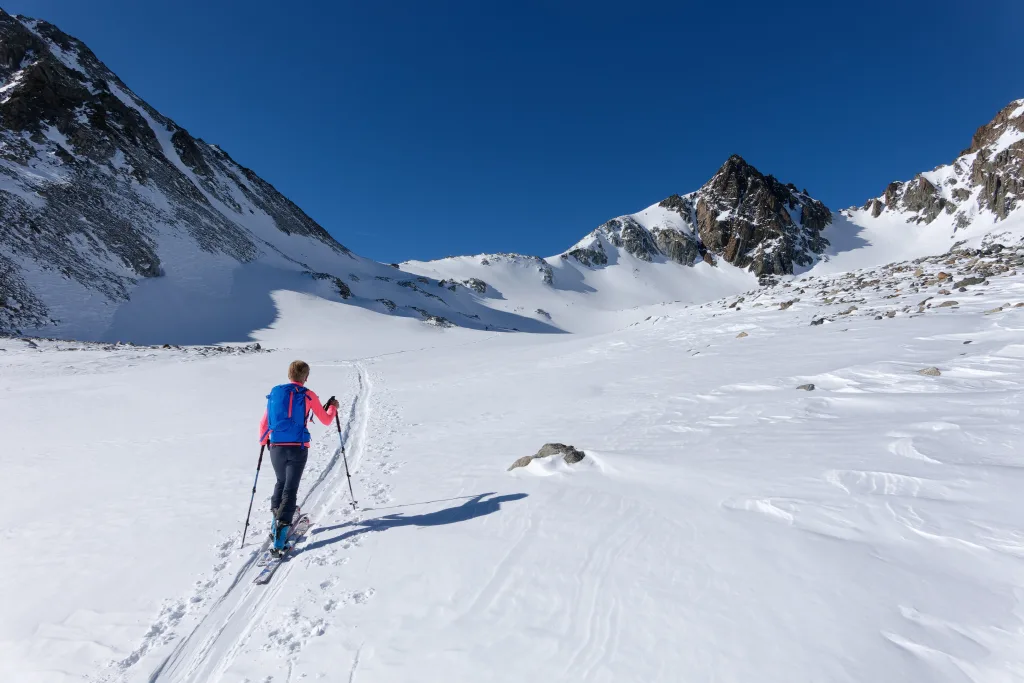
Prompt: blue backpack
<box><xmin>265</xmin><ymin>384</ymin><xmax>311</xmax><ymax>445</ymax></box>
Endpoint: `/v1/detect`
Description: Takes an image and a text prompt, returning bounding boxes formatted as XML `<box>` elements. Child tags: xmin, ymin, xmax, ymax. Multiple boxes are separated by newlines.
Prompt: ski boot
<box><xmin>272</xmin><ymin>519</ymin><xmax>292</xmax><ymax>555</ymax></box>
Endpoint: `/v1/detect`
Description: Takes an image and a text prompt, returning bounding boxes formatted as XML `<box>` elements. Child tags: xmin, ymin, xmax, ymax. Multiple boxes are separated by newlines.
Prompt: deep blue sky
<box><xmin>6</xmin><ymin>1</ymin><xmax>1023</xmax><ymax>261</ymax></box>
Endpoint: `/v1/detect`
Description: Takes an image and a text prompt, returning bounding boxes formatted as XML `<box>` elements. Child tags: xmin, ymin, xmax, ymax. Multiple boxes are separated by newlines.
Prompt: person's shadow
<box><xmin>299</xmin><ymin>492</ymin><xmax>528</xmax><ymax>555</ymax></box>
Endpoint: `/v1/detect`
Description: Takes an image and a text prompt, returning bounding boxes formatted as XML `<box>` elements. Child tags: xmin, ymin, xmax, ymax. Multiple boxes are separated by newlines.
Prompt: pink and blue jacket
<box><xmin>258</xmin><ymin>381</ymin><xmax>338</xmax><ymax>447</ymax></box>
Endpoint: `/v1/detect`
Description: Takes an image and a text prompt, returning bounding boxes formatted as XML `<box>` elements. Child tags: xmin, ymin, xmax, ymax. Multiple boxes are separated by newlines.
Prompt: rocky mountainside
<box><xmin>0</xmin><ymin>10</ymin><xmax>353</xmax><ymax>334</ymax></box>
<box><xmin>563</xmin><ymin>155</ymin><xmax>832</xmax><ymax>277</ymax></box>
<box><xmin>855</xmin><ymin>99</ymin><xmax>1024</xmax><ymax>230</ymax></box>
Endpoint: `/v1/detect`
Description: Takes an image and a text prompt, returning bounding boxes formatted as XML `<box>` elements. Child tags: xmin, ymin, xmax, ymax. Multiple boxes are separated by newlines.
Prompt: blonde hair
<box><xmin>288</xmin><ymin>360</ymin><xmax>310</xmax><ymax>383</ymax></box>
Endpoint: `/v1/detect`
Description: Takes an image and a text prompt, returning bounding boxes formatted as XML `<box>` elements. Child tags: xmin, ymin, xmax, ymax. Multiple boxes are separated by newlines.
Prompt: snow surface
<box><xmin>6</xmin><ymin>244</ymin><xmax>1024</xmax><ymax>682</ymax></box>
<box><xmin>992</xmin><ymin>127</ymin><xmax>1024</xmax><ymax>155</ymax></box>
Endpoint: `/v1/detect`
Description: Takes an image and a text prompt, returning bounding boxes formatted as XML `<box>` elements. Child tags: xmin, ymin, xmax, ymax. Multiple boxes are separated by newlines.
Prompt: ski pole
<box><xmin>240</xmin><ymin>444</ymin><xmax>265</xmax><ymax>548</ymax></box>
<box><xmin>326</xmin><ymin>396</ymin><xmax>357</xmax><ymax>509</ymax></box>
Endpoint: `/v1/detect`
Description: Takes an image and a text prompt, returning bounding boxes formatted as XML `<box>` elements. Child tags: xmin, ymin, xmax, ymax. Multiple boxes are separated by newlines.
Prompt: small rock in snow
<box><xmin>796</xmin><ymin>384</ymin><xmax>815</xmax><ymax>391</ymax></box>
<box><xmin>917</xmin><ymin>367</ymin><xmax>942</xmax><ymax>377</ymax></box>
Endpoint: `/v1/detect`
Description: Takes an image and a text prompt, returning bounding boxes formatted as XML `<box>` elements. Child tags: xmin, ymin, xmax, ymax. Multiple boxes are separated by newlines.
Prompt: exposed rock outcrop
<box><xmin>859</xmin><ymin>99</ymin><xmax>1024</xmax><ymax>227</ymax></box>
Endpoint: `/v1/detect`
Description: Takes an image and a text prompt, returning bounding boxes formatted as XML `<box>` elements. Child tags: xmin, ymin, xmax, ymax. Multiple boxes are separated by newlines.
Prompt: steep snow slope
<box><xmin>5</xmin><ymin>243</ymin><xmax>1024</xmax><ymax>682</ymax></box>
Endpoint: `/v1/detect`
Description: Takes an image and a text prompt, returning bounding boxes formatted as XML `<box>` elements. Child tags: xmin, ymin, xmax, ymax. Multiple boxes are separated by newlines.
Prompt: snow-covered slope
<box><xmin>7</xmin><ymin>242</ymin><xmax>1024</xmax><ymax>682</ymax></box>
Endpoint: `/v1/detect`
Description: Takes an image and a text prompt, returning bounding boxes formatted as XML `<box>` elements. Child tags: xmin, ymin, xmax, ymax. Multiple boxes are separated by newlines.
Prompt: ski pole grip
<box><xmin>324</xmin><ymin>395</ymin><xmax>335</xmax><ymax>412</ymax></box>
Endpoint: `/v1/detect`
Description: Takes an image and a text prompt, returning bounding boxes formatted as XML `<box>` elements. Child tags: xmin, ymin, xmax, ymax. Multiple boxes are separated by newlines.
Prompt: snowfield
<box><xmin>5</xmin><ymin>241</ymin><xmax>1024</xmax><ymax>682</ymax></box>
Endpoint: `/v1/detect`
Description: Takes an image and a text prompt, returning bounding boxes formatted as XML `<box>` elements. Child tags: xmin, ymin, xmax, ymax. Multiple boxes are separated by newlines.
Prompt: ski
<box><xmin>253</xmin><ymin>514</ymin><xmax>312</xmax><ymax>584</ymax></box>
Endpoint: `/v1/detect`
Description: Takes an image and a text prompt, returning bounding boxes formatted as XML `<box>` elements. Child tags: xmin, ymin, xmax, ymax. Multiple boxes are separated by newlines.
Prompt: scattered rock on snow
<box><xmin>797</xmin><ymin>384</ymin><xmax>815</xmax><ymax>391</ymax></box>
<box><xmin>736</xmin><ymin>331</ymin><xmax>749</xmax><ymax>338</ymax></box>
<box><xmin>917</xmin><ymin>367</ymin><xmax>942</xmax><ymax>377</ymax></box>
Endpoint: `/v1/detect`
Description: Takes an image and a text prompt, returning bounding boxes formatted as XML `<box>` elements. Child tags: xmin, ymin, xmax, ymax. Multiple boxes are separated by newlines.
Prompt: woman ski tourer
<box><xmin>259</xmin><ymin>360</ymin><xmax>339</xmax><ymax>551</ymax></box>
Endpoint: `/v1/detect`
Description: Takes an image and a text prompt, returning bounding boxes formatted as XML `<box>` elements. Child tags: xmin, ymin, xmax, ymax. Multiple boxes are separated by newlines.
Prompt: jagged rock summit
<box><xmin>563</xmin><ymin>154</ymin><xmax>832</xmax><ymax>277</ymax></box>
<box><xmin>857</xmin><ymin>99</ymin><xmax>1024</xmax><ymax>229</ymax></box>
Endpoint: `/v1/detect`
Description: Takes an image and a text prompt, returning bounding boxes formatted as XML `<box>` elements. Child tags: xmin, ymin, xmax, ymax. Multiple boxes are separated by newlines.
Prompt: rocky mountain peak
<box><xmin>966</xmin><ymin>99</ymin><xmax>1024</xmax><ymax>155</ymax></box>
<box><xmin>693</xmin><ymin>154</ymin><xmax>831</xmax><ymax>276</ymax></box>
<box><xmin>563</xmin><ymin>154</ymin><xmax>831</xmax><ymax>277</ymax></box>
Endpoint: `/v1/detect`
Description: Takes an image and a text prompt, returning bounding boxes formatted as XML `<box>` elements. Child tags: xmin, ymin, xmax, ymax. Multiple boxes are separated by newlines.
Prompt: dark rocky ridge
<box><xmin>564</xmin><ymin>155</ymin><xmax>832</xmax><ymax>277</ymax></box>
<box><xmin>0</xmin><ymin>10</ymin><xmax>347</xmax><ymax>333</ymax></box>
<box><xmin>861</xmin><ymin>99</ymin><xmax>1024</xmax><ymax>227</ymax></box>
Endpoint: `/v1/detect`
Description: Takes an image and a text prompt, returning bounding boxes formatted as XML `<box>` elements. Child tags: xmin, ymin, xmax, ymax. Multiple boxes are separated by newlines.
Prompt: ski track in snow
<box><xmin>96</xmin><ymin>362</ymin><xmax>383</xmax><ymax>683</ymax></box>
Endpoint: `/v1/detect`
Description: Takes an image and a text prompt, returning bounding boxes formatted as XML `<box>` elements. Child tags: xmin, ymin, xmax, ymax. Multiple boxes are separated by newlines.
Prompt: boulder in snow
<box><xmin>536</xmin><ymin>442</ymin><xmax>586</xmax><ymax>465</ymax></box>
<box><xmin>508</xmin><ymin>443</ymin><xmax>586</xmax><ymax>471</ymax></box>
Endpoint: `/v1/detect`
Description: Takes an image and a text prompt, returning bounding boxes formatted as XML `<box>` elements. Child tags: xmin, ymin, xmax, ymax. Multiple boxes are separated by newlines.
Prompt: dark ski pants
<box><xmin>270</xmin><ymin>445</ymin><xmax>308</xmax><ymax>525</ymax></box>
